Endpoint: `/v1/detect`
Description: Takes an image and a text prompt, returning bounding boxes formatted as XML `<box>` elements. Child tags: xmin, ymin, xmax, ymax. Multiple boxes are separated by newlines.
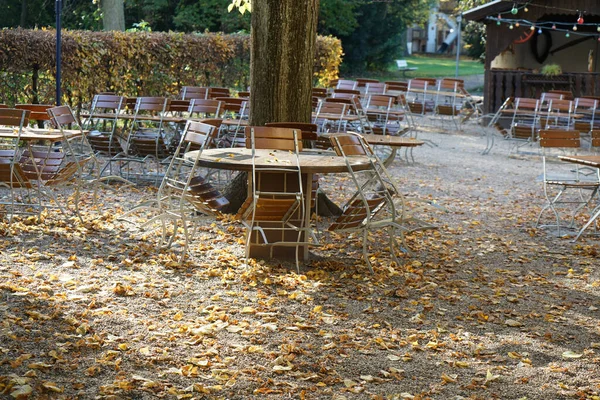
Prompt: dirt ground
<box><xmin>1</xmin><ymin>119</ymin><xmax>600</xmax><ymax>400</ymax></box>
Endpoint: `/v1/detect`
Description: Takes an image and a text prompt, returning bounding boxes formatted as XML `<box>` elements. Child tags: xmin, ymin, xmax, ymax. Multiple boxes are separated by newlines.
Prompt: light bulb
<box><xmin>573</xmin><ymin>25</ymin><xmax>578</xmax><ymax>31</ymax></box>
<box><xmin>509</xmin><ymin>24</ymin><xmax>514</xmax><ymax>29</ymax></box>
<box><xmin>515</xmin><ymin>22</ymin><xmax>520</xmax><ymax>27</ymax></box>
<box><xmin>524</xmin><ymin>7</ymin><xmax>529</xmax><ymax>12</ymax></box>
<box><xmin>497</xmin><ymin>20</ymin><xmax>501</xmax><ymax>26</ymax></box>
<box><xmin>530</xmin><ymin>25</ymin><xmax>535</xmax><ymax>31</ymax></box>
<box><xmin>597</xmin><ymin>25</ymin><xmax>600</xmax><ymax>32</ymax></box>
<box><xmin>498</xmin><ymin>14</ymin><xmax>502</xmax><ymax>20</ymax></box>
<box><xmin>566</xmin><ymin>32</ymin><xmax>570</xmax><ymax>37</ymax></box>
<box><xmin>552</xmin><ymin>24</ymin><xmax>557</xmax><ymax>30</ymax></box>
<box><xmin>577</xmin><ymin>15</ymin><xmax>584</xmax><ymax>24</ymax></box>
<box><xmin>538</xmin><ymin>28</ymin><xmax>542</xmax><ymax>34</ymax></box>
<box><xmin>511</xmin><ymin>4</ymin><xmax>518</xmax><ymax>14</ymax></box>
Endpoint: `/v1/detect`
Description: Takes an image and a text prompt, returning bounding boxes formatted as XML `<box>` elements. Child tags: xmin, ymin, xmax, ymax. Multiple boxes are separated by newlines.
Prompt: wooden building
<box><xmin>464</xmin><ymin>0</ymin><xmax>600</xmax><ymax>113</ymax></box>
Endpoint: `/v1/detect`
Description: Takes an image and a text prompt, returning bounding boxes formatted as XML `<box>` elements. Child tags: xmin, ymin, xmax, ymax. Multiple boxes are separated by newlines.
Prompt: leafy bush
<box><xmin>0</xmin><ymin>29</ymin><xmax>341</xmax><ymax>109</ymax></box>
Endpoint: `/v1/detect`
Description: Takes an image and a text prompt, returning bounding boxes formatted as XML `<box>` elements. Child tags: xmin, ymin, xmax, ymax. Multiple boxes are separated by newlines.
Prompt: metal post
<box><xmin>55</xmin><ymin>0</ymin><xmax>62</xmax><ymax>106</ymax></box>
<box><xmin>455</xmin><ymin>14</ymin><xmax>462</xmax><ymax>78</ymax></box>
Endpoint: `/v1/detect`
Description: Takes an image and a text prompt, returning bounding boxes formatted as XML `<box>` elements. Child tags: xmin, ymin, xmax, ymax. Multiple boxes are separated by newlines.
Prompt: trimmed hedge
<box><xmin>0</xmin><ymin>29</ymin><xmax>342</xmax><ymax>108</ymax></box>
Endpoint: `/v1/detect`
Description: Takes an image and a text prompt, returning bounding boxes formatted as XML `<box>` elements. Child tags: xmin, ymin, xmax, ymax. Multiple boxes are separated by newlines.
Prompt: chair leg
<box><xmin>362</xmin><ymin>229</ymin><xmax>374</xmax><ymax>274</ymax></box>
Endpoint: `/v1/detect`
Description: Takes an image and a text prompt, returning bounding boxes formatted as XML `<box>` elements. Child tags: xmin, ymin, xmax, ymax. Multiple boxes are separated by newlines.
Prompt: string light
<box><xmin>511</xmin><ymin>4</ymin><xmax>518</xmax><ymax>14</ymax></box>
<box><xmin>486</xmin><ymin>16</ymin><xmax>600</xmax><ymax>41</ymax></box>
<box><xmin>524</xmin><ymin>6</ymin><xmax>529</xmax><ymax>12</ymax></box>
<box><xmin>577</xmin><ymin>13</ymin><xmax>584</xmax><ymax>25</ymax></box>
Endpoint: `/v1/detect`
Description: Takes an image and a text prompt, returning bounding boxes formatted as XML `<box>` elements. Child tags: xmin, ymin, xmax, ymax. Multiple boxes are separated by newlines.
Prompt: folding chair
<box><xmin>542</xmin><ymin>99</ymin><xmax>574</xmax><ymax>130</ymax></box>
<box><xmin>327</xmin><ymin>132</ymin><xmax>410</xmax><ymax>272</ymax></box>
<box><xmin>83</xmin><ymin>94</ymin><xmax>127</xmax><ymax>177</ymax></box>
<box><xmin>153</xmin><ymin>120</ymin><xmax>229</xmax><ymax>259</ymax></box>
<box><xmin>364</xmin><ymin>94</ymin><xmax>408</xmax><ymax>136</ymax></box>
<box><xmin>406</xmin><ymin>79</ymin><xmax>436</xmax><ymax>117</ymax></box>
<box><xmin>236</xmin><ymin>126</ymin><xmax>316</xmax><ymax>271</ymax></box>
<box><xmin>574</xmin><ymin>97</ymin><xmax>599</xmax><ymax>147</ymax></box>
<box><xmin>0</xmin><ymin>108</ymin><xmax>39</xmax><ymax>221</ymax></box>
<box><xmin>535</xmin><ymin>129</ymin><xmax>600</xmax><ymax>236</ymax></box>
<box><xmin>119</xmin><ymin>97</ymin><xmax>172</xmax><ymax>183</ymax></box>
<box><xmin>508</xmin><ymin>97</ymin><xmax>541</xmax><ymax>152</ymax></box>
<box><xmin>434</xmin><ymin>79</ymin><xmax>464</xmax><ymax>130</ymax></box>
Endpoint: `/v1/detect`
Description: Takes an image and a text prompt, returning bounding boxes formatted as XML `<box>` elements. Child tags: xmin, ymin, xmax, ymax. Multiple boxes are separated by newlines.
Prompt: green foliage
<box><xmin>0</xmin><ymin>29</ymin><xmax>341</xmax><ymax>108</ymax></box>
<box><xmin>457</xmin><ymin>0</ymin><xmax>490</xmax><ymax>62</ymax></box>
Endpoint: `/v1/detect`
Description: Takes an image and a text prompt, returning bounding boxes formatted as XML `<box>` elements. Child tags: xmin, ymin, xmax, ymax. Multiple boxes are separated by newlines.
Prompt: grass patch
<box><xmin>344</xmin><ymin>54</ymin><xmax>484</xmax><ymax>81</ymax></box>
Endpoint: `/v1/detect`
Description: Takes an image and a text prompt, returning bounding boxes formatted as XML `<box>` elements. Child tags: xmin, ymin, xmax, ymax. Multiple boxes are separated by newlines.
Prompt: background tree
<box><xmin>102</xmin><ymin>0</ymin><xmax>125</xmax><ymax>31</ymax></box>
<box><xmin>456</xmin><ymin>0</ymin><xmax>490</xmax><ymax>62</ymax></box>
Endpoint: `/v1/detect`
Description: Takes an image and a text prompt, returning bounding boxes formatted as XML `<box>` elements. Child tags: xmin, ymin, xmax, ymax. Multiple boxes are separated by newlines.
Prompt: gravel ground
<box><xmin>1</xmin><ymin>118</ymin><xmax>599</xmax><ymax>400</ymax></box>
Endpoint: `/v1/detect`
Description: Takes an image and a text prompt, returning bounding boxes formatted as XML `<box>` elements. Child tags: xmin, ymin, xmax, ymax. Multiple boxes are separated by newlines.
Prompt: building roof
<box><xmin>463</xmin><ymin>0</ymin><xmax>515</xmax><ymax>22</ymax></box>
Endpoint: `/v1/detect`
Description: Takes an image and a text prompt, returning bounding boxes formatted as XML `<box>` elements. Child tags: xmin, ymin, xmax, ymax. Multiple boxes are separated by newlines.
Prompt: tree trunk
<box><xmin>102</xmin><ymin>0</ymin><xmax>125</xmax><ymax>31</ymax></box>
<box><xmin>249</xmin><ymin>0</ymin><xmax>320</xmax><ymax>126</ymax></box>
<box><xmin>223</xmin><ymin>0</ymin><xmax>320</xmax><ymax>214</ymax></box>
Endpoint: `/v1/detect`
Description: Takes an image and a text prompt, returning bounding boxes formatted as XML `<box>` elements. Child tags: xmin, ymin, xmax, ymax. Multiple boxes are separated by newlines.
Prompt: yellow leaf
<box><xmin>41</xmin><ymin>382</ymin><xmax>63</xmax><ymax>393</ymax></box>
<box><xmin>507</xmin><ymin>352</ymin><xmax>522</xmax><ymax>359</ymax></box>
<box><xmin>484</xmin><ymin>369</ymin><xmax>500</xmax><ymax>385</ymax></box>
<box><xmin>387</xmin><ymin>354</ymin><xmax>401</xmax><ymax>361</ymax></box>
<box><xmin>561</xmin><ymin>351</ymin><xmax>582</xmax><ymax>359</ymax></box>
<box><xmin>139</xmin><ymin>347</ymin><xmax>151</xmax><ymax>355</ymax></box>
<box><xmin>10</xmin><ymin>385</ymin><xmax>33</xmax><ymax>399</ymax></box>
<box><xmin>118</xmin><ymin>343</ymin><xmax>129</xmax><ymax>351</ymax></box>
<box><xmin>344</xmin><ymin>379</ymin><xmax>357</xmax><ymax>387</ymax></box>
<box><xmin>241</xmin><ymin>307</ymin><xmax>256</xmax><ymax>314</ymax></box>
<box><xmin>173</xmin><ymin>311</ymin><xmax>184</xmax><ymax>321</ymax></box>
<box><xmin>273</xmin><ymin>365</ymin><xmax>292</xmax><ymax>371</ymax></box>
<box><xmin>455</xmin><ymin>361</ymin><xmax>469</xmax><ymax>368</ymax></box>
<box><xmin>505</xmin><ymin>319</ymin><xmax>522</xmax><ymax>327</ymax></box>
<box><xmin>441</xmin><ymin>373</ymin><xmax>457</xmax><ymax>383</ymax></box>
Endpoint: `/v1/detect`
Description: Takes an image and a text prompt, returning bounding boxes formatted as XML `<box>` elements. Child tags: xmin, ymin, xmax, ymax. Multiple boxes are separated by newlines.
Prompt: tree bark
<box><xmin>223</xmin><ymin>0</ymin><xmax>321</xmax><ymax>214</ymax></box>
<box><xmin>249</xmin><ymin>0</ymin><xmax>320</xmax><ymax>126</ymax></box>
<box><xmin>102</xmin><ymin>0</ymin><xmax>126</xmax><ymax>31</ymax></box>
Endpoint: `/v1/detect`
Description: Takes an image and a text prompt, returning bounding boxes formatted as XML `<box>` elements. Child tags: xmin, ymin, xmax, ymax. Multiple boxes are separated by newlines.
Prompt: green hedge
<box><xmin>0</xmin><ymin>29</ymin><xmax>342</xmax><ymax>109</ymax></box>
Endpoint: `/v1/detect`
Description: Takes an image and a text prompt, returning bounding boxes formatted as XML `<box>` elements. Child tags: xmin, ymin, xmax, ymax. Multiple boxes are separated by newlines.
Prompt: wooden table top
<box><xmin>558</xmin><ymin>155</ymin><xmax>600</xmax><ymax>168</ymax></box>
<box><xmin>359</xmin><ymin>134</ymin><xmax>424</xmax><ymax>148</ymax></box>
<box><xmin>186</xmin><ymin>148</ymin><xmax>372</xmax><ymax>174</ymax></box>
<box><xmin>80</xmin><ymin>112</ymin><xmax>187</xmax><ymax>124</ymax></box>
<box><xmin>312</xmin><ymin>113</ymin><xmax>360</xmax><ymax>122</ymax></box>
<box><xmin>0</xmin><ymin>127</ymin><xmax>84</xmax><ymax>141</ymax></box>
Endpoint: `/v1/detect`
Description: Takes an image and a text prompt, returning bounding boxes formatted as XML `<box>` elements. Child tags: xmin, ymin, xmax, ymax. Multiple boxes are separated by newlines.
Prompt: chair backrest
<box><xmin>265</xmin><ymin>122</ymin><xmax>318</xmax><ymax>142</ymax></box>
<box><xmin>180</xmin><ymin>86</ymin><xmax>209</xmax><ymax>100</ymax></box>
<box><xmin>0</xmin><ymin>104</ymin><xmax>8</xmax><ymax>109</ymax></box>
<box><xmin>245</xmin><ymin>126</ymin><xmax>302</xmax><ymax>151</ymax></box>
<box><xmin>0</xmin><ymin>108</ymin><xmax>31</xmax><ymax>129</ymax></box>
<box><xmin>539</xmin><ymin>129</ymin><xmax>580</xmax><ymax>148</ymax></box>
<box><xmin>89</xmin><ymin>94</ymin><xmax>124</xmax><ymax>112</ymax></box>
<box><xmin>214</xmin><ymin>97</ymin><xmax>245</xmax><ymax>114</ymax></box>
<box><xmin>385</xmin><ymin>81</ymin><xmax>408</xmax><ymax>92</ymax></box>
<box><xmin>167</xmin><ymin>99</ymin><xmax>191</xmax><ymax>114</ymax></box>
<box><xmin>189</xmin><ymin>99</ymin><xmax>223</xmax><ymax>117</ymax></box>
<box><xmin>330</xmin><ymin>132</ymin><xmax>373</xmax><ymax>157</ymax></box>
<box><xmin>514</xmin><ymin>97</ymin><xmax>540</xmax><ymax>112</ymax></box>
<box><xmin>208</xmin><ymin>87</ymin><xmax>231</xmax><ymax>99</ymax></box>
<box><xmin>237</xmin><ymin>91</ymin><xmax>250</xmax><ymax>98</ymax></box>
<box><xmin>575</xmin><ymin>97</ymin><xmax>598</xmax><ymax>111</ymax></box>
<box><xmin>47</xmin><ymin>105</ymin><xmax>78</xmax><ymax>126</ymax></box>
<box><xmin>316</xmin><ymin>101</ymin><xmax>348</xmax><ymax>115</ymax></box>
<box><xmin>356</xmin><ymin>78</ymin><xmax>379</xmax><ymax>88</ymax></box>
<box><xmin>540</xmin><ymin>92</ymin><xmax>564</xmax><ymax>104</ymax></box>
<box><xmin>366</xmin><ymin>94</ymin><xmax>394</xmax><ymax>110</ymax></box>
<box><xmin>312</xmin><ymin>88</ymin><xmax>328</xmax><ymax>98</ymax></box>
<box><xmin>134</xmin><ymin>97</ymin><xmax>169</xmax><ymax>113</ymax></box>
<box><xmin>336</xmin><ymin>80</ymin><xmax>358</xmax><ymax>90</ymax></box>
<box><xmin>179</xmin><ymin>120</ymin><xmax>218</xmax><ymax>152</ymax></box>
<box><xmin>364</xmin><ymin>82</ymin><xmax>386</xmax><ymax>95</ymax></box>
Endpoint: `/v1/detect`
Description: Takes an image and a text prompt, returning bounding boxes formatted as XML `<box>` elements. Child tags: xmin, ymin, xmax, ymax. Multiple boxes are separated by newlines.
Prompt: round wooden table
<box><xmin>185</xmin><ymin>147</ymin><xmax>372</xmax><ymax>260</ymax></box>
